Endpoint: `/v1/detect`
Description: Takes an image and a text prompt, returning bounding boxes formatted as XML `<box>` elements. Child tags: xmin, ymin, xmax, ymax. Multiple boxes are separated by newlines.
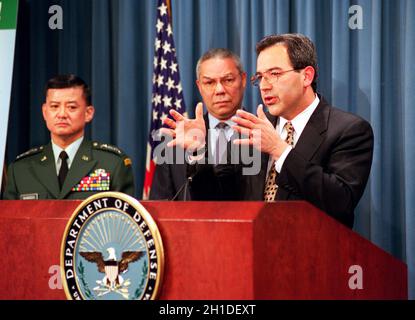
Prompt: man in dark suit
<box><xmin>162</xmin><ymin>34</ymin><xmax>373</xmax><ymax>228</ymax></box>
<box><xmin>149</xmin><ymin>48</ymin><xmax>247</xmax><ymax>200</ymax></box>
<box><xmin>229</xmin><ymin>33</ymin><xmax>374</xmax><ymax>227</ymax></box>
<box><xmin>3</xmin><ymin>74</ymin><xmax>135</xmax><ymax>200</ymax></box>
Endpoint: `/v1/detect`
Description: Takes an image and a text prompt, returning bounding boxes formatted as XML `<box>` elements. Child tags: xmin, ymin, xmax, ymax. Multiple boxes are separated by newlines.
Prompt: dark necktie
<box><xmin>58</xmin><ymin>151</ymin><xmax>69</xmax><ymax>189</ymax></box>
<box><xmin>263</xmin><ymin>121</ymin><xmax>295</xmax><ymax>201</ymax></box>
<box><xmin>215</xmin><ymin>122</ymin><xmax>228</xmax><ymax>164</ymax></box>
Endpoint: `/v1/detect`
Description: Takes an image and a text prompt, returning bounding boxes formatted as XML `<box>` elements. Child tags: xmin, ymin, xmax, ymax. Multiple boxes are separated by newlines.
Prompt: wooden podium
<box><xmin>0</xmin><ymin>200</ymin><xmax>407</xmax><ymax>299</ymax></box>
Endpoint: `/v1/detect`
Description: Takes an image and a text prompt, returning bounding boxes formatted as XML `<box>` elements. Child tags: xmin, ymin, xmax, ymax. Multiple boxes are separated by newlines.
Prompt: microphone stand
<box><xmin>170</xmin><ymin>172</ymin><xmax>196</xmax><ymax>201</ymax></box>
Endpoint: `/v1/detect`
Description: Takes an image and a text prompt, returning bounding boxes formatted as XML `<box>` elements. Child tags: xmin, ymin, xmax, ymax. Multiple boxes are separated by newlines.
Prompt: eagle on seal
<box><xmin>80</xmin><ymin>248</ymin><xmax>144</xmax><ymax>289</ymax></box>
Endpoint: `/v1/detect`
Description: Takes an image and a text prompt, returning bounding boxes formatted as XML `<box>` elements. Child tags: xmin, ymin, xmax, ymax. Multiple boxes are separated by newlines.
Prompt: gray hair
<box><xmin>196</xmin><ymin>48</ymin><xmax>245</xmax><ymax>79</ymax></box>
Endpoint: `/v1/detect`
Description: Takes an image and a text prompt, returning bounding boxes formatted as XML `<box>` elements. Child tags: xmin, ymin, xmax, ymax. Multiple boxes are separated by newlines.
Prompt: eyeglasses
<box><xmin>200</xmin><ymin>75</ymin><xmax>241</xmax><ymax>92</ymax></box>
<box><xmin>250</xmin><ymin>68</ymin><xmax>302</xmax><ymax>87</ymax></box>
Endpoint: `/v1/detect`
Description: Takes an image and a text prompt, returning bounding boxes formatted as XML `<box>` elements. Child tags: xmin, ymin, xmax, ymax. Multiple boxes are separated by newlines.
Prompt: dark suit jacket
<box><xmin>150</xmin><ymin>113</ymin><xmax>217</xmax><ymax>200</ymax></box>
<box><xmin>150</xmin><ymin>111</ymin><xmax>244</xmax><ymax>201</ymax></box>
<box><xmin>3</xmin><ymin>139</ymin><xmax>135</xmax><ymax>199</ymax></box>
<box><xmin>190</xmin><ymin>96</ymin><xmax>374</xmax><ymax>228</ymax></box>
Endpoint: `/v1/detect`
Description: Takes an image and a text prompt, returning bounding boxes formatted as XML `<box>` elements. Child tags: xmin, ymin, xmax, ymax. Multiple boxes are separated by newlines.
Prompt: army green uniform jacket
<box><xmin>3</xmin><ymin>140</ymin><xmax>135</xmax><ymax>200</ymax></box>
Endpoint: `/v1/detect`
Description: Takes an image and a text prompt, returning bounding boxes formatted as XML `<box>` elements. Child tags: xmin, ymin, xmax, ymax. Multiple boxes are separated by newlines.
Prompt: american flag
<box><xmin>142</xmin><ymin>0</ymin><xmax>186</xmax><ymax>199</ymax></box>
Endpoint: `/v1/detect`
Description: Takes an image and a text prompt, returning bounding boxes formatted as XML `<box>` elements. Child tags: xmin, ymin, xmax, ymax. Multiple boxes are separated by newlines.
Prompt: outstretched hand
<box><xmin>160</xmin><ymin>102</ymin><xmax>206</xmax><ymax>151</ymax></box>
<box><xmin>232</xmin><ymin>104</ymin><xmax>289</xmax><ymax>160</ymax></box>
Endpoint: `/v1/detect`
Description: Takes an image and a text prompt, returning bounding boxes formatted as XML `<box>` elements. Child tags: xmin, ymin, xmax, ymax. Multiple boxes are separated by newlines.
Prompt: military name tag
<box><xmin>61</xmin><ymin>192</ymin><xmax>164</xmax><ymax>300</ymax></box>
<box><xmin>20</xmin><ymin>193</ymin><xmax>39</xmax><ymax>200</ymax></box>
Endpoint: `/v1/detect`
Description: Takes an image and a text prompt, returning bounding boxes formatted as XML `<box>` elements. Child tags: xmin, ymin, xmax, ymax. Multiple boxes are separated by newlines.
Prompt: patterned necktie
<box><xmin>58</xmin><ymin>151</ymin><xmax>69</xmax><ymax>189</ymax></box>
<box><xmin>263</xmin><ymin>121</ymin><xmax>295</xmax><ymax>201</ymax></box>
<box><xmin>215</xmin><ymin>122</ymin><xmax>228</xmax><ymax>164</ymax></box>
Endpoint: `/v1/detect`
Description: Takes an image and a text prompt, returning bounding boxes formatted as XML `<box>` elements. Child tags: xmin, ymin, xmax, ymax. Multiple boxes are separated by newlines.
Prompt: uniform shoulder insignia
<box><xmin>92</xmin><ymin>142</ymin><xmax>124</xmax><ymax>156</ymax></box>
<box><xmin>124</xmin><ymin>157</ymin><xmax>132</xmax><ymax>167</ymax></box>
<box><xmin>15</xmin><ymin>146</ymin><xmax>44</xmax><ymax>161</ymax></box>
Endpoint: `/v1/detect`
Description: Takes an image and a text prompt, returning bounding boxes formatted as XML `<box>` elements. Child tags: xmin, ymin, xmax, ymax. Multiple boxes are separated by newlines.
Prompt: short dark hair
<box><xmin>44</xmin><ymin>74</ymin><xmax>92</xmax><ymax>105</ymax></box>
<box><xmin>196</xmin><ymin>48</ymin><xmax>245</xmax><ymax>79</ymax></box>
<box><xmin>256</xmin><ymin>33</ymin><xmax>318</xmax><ymax>92</ymax></box>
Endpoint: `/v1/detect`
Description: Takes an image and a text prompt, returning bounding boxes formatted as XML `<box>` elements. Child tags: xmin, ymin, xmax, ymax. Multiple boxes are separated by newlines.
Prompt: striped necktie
<box><xmin>263</xmin><ymin>121</ymin><xmax>295</xmax><ymax>201</ymax></box>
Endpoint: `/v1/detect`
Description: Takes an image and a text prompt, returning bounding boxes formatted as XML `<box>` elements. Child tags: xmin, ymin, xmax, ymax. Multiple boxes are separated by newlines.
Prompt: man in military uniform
<box><xmin>3</xmin><ymin>74</ymin><xmax>135</xmax><ymax>200</ymax></box>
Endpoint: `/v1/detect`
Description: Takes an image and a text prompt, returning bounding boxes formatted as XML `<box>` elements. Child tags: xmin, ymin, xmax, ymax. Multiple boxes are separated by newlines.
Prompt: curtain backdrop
<box><xmin>5</xmin><ymin>0</ymin><xmax>414</xmax><ymax>298</ymax></box>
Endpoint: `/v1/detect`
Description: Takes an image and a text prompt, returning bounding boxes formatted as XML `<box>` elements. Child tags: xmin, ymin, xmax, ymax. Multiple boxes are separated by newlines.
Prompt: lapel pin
<box><xmin>82</xmin><ymin>155</ymin><xmax>89</xmax><ymax>161</ymax></box>
<box><xmin>41</xmin><ymin>156</ymin><xmax>47</xmax><ymax>162</ymax></box>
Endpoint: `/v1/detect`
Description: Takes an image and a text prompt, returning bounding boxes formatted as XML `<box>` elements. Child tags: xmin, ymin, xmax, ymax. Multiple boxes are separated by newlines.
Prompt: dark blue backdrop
<box><xmin>5</xmin><ymin>0</ymin><xmax>414</xmax><ymax>298</ymax></box>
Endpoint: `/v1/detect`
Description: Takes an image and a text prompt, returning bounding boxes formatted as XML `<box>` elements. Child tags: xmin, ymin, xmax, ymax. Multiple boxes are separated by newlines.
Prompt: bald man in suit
<box><xmin>150</xmin><ymin>48</ymin><xmax>247</xmax><ymax>201</ymax></box>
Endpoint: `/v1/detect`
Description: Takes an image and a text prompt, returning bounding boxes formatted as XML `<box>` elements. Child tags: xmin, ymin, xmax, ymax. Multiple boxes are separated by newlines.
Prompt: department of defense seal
<box><xmin>61</xmin><ymin>192</ymin><xmax>164</xmax><ymax>300</ymax></box>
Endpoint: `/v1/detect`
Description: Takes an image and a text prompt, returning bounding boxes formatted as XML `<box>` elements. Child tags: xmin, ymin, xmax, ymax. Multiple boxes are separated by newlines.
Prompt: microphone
<box><xmin>170</xmin><ymin>146</ymin><xmax>207</xmax><ymax>201</ymax></box>
<box><xmin>170</xmin><ymin>170</ymin><xmax>199</xmax><ymax>201</ymax></box>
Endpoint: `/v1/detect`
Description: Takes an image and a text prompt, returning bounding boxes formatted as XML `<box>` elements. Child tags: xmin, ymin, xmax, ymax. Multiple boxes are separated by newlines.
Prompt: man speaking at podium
<box><xmin>230</xmin><ymin>34</ymin><xmax>374</xmax><ymax>228</ymax></box>
<box><xmin>3</xmin><ymin>74</ymin><xmax>135</xmax><ymax>200</ymax></box>
<box><xmin>163</xmin><ymin>34</ymin><xmax>374</xmax><ymax>228</ymax></box>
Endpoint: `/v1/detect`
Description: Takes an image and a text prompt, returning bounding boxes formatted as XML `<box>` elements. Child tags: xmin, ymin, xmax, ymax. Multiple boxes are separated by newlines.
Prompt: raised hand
<box><xmin>160</xmin><ymin>102</ymin><xmax>206</xmax><ymax>151</ymax></box>
<box><xmin>231</xmin><ymin>104</ymin><xmax>289</xmax><ymax>160</ymax></box>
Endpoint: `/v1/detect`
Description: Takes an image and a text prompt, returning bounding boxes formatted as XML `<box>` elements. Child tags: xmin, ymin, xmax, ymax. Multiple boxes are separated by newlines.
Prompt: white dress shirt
<box><xmin>271</xmin><ymin>95</ymin><xmax>320</xmax><ymax>174</ymax></box>
<box><xmin>51</xmin><ymin>136</ymin><xmax>84</xmax><ymax>175</ymax></box>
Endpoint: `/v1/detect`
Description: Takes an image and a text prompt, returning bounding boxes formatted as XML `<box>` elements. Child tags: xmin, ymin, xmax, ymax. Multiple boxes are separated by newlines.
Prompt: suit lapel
<box><xmin>59</xmin><ymin>140</ymin><xmax>97</xmax><ymax>199</ymax></box>
<box><xmin>292</xmin><ymin>99</ymin><xmax>329</xmax><ymax>162</ymax></box>
<box><xmin>276</xmin><ymin>98</ymin><xmax>329</xmax><ymax>200</ymax></box>
<box><xmin>31</xmin><ymin>143</ymin><xmax>60</xmax><ymax>198</ymax></box>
